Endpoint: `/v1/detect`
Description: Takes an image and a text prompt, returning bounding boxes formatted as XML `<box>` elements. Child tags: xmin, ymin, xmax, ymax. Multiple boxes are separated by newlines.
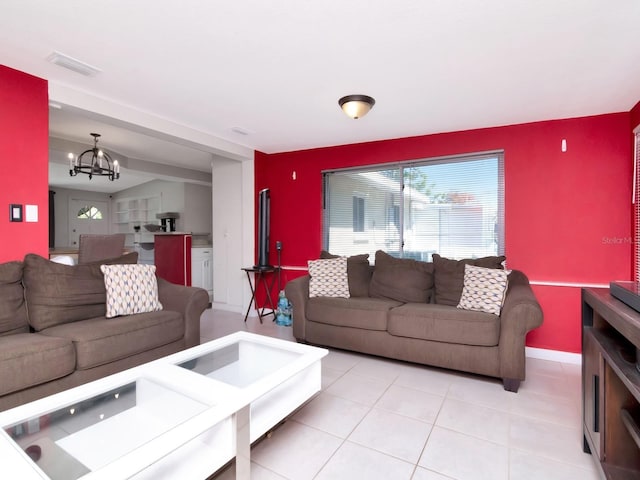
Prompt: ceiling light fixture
<box><xmin>69</xmin><ymin>133</ymin><xmax>120</xmax><ymax>181</ymax></box>
<box><xmin>338</xmin><ymin>95</ymin><xmax>375</xmax><ymax>119</ymax></box>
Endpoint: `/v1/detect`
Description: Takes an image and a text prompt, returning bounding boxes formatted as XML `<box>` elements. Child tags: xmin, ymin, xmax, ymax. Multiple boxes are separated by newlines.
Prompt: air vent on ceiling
<box><xmin>47</xmin><ymin>51</ymin><xmax>101</xmax><ymax>77</ymax></box>
<box><xmin>231</xmin><ymin>126</ymin><xmax>252</xmax><ymax>136</ymax></box>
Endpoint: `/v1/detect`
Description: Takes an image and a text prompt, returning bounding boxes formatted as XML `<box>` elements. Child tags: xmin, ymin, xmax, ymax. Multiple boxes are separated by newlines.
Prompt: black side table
<box><xmin>242</xmin><ymin>266</ymin><xmax>281</xmax><ymax>323</ymax></box>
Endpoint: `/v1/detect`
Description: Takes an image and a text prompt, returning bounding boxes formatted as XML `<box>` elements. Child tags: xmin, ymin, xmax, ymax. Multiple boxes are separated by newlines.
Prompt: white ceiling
<box><xmin>2</xmin><ymin>0</ymin><xmax>640</xmax><ymax>177</ymax></box>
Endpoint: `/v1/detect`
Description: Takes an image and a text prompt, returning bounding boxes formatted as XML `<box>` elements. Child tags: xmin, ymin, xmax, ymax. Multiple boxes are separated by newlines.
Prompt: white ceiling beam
<box><xmin>49</xmin><ymin>83</ymin><xmax>254</xmax><ymax>162</ymax></box>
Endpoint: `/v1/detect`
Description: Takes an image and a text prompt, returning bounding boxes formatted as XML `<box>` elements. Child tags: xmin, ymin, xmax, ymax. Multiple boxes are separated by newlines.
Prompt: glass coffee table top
<box><xmin>3</xmin><ymin>378</ymin><xmax>209</xmax><ymax>480</ymax></box>
<box><xmin>0</xmin><ymin>332</ymin><xmax>328</xmax><ymax>480</ymax></box>
<box><xmin>177</xmin><ymin>339</ymin><xmax>303</xmax><ymax>388</ymax></box>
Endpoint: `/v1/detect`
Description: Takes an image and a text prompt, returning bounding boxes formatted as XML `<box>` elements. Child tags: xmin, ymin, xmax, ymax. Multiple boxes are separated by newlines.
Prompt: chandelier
<box><xmin>69</xmin><ymin>133</ymin><xmax>120</xmax><ymax>181</ymax></box>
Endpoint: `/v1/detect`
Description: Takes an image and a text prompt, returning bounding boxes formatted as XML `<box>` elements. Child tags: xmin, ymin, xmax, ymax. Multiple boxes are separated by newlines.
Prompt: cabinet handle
<box><xmin>593</xmin><ymin>374</ymin><xmax>599</xmax><ymax>433</ymax></box>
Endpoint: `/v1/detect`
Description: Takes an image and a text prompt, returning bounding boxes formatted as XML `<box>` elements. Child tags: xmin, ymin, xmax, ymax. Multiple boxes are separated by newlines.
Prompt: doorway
<box><xmin>68</xmin><ymin>198</ymin><xmax>110</xmax><ymax>247</ymax></box>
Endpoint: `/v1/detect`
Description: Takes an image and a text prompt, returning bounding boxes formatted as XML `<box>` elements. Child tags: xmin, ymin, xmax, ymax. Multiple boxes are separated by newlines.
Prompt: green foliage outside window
<box><xmin>77</xmin><ymin>205</ymin><xmax>103</xmax><ymax>220</ymax></box>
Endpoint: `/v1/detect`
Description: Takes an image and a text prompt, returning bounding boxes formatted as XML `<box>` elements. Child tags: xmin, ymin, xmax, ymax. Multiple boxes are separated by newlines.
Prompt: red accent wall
<box><xmin>0</xmin><ymin>65</ymin><xmax>49</xmax><ymax>262</ymax></box>
<box><xmin>255</xmin><ymin>113</ymin><xmax>633</xmax><ymax>353</ymax></box>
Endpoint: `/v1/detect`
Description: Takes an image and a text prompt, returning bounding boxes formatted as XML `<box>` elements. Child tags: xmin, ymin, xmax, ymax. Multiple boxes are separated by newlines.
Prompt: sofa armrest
<box><xmin>498</xmin><ymin>270</ymin><xmax>543</xmax><ymax>381</ymax></box>
<box><xmin>157</xmin><ymin>277</ymin><xmax>210</xmax><ymax>348</ymax></box>
<box><xmin>285</xmin><ymin>275</ymin><xmax>310</xmax><ymax>341</ymax></box>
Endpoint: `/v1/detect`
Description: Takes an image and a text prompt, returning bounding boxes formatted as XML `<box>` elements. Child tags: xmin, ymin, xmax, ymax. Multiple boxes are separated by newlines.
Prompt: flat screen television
<box><xmin>256</xmin><ymin>188</ymin><xmax>271</xmax><ymax>268</ymax></box>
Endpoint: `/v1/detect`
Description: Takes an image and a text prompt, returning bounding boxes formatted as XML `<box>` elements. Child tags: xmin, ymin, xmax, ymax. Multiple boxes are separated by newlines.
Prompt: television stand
<box><xmin>582</xmin><ymin>288</ymin><xmax>640</xmax><ymax>478</ymax></box>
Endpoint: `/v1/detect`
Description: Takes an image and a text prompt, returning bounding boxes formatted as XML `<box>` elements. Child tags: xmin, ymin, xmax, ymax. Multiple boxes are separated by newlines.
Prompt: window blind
<box><xmin>322</xmin><ymin>151</ymin><xmax>504</xmax><ymax>262</ymax></box>
<box><xmin>323</xmin><ymin>167</ymin><xmax>402</xmax><ymax>258</ymax></box>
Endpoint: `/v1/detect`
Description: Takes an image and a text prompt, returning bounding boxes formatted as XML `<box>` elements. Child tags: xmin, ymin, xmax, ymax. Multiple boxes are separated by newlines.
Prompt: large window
<box><xmin>322</xmin><ymin>151</ymin><xmax>504</xmax><ymax>261</ymax></box>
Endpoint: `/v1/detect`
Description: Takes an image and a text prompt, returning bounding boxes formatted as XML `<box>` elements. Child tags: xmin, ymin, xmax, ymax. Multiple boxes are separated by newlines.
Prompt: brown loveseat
<box><xmin>0</xmin><ymin>253</ymin><xmax>209</xmax><ymax>411</ymax></box>
<box><xmin>285</xmin><ymin>251</ymin><xmax>543</xmax><ymax>392</ymax></box>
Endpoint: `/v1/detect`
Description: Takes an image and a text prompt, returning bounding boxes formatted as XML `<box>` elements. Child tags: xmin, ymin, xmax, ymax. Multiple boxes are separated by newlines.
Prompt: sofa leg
<box><xmin>503</xmin><ymin>378</ymin><xmax>520</xmax><ymax>393</ymax></box>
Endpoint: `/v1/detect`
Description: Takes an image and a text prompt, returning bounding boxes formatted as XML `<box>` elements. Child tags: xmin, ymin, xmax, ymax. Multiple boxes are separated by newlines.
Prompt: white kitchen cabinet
<box><xmin>191</xmin><ymin>247</ymin><xmax>213</xmax><ymax>301</ymax></box>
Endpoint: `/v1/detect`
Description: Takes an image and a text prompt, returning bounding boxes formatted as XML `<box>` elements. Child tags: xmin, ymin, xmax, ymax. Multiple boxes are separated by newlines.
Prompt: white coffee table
<box><xmin>0</xmin><ymin>332</ymin><xmax>327</xmax><ymax>479</ymax></box>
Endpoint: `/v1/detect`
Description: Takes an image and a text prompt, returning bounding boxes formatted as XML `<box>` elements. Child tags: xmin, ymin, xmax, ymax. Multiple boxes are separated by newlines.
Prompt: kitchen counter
<box><xmin>49</xmin><ymin>247</ymin><xmax>79</xmax><ymax>256</ymax></box>
<box><xmin>49</xmin><ymin>247</ymin><xmax>134</xmax><ymax>262</ymax></box>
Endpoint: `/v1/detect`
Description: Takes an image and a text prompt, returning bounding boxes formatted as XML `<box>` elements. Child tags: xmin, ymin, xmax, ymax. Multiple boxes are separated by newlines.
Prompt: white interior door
<box><xmin>69</xmin><ymin>198</ymin><xmax>110</xmax><ymax>247</ymax></box>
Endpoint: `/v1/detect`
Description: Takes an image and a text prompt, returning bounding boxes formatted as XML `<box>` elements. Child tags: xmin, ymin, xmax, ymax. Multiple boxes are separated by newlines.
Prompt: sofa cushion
<box><xmin>307</xmin><ymin>296</ymin><xmax>402</xmax><ymax>331</ymax></box>
<box><xmin>369</xmin><ymin>250</ymin><xmax>434</xmax><ymax>303</ymax></box>
<box><xmin>457</xmin><ymin>264</ymin><xmax>509</xmax><ymax>315</ymax></box>
<box><xmin>0</xmin><ymin>333</ymin><xmax>75</xmax><ymax>396</ymax></box>
<box><xmin>0</xmin><ymin>261</ymin><xmax>29</xmax><ymax>335</ymax></box>
<box><xmin>23</xmin><ymin>253</ymin><xmax>138</xmax><ymax>331</ymax></box>
<box><xmin>40</xmin><ymin>311</ymin><xmax>184</xmax><ymax>370</ymax></box>
<box><xmin>101</xmin><ymin>264</ymin><xmax>163</xmax><ymax>318</ymax></box>
<box><xmin>308</xmin><ymin>257</ymin><xmax>350</xmax><ymax>298</ymax></box>
<box><xmin>432</xmin><ymin>254</ymin><xmax>506</xmax><ymax>306</ymax></box>
<box><xmin>320</xmin><ymin>251</ymin><xmax>372</xmax><ymax>297</ymax></box>
<box><xmin>388</xmin><ymin>303</ymin><xmax>500</xmax><ymax>346</ymax></box>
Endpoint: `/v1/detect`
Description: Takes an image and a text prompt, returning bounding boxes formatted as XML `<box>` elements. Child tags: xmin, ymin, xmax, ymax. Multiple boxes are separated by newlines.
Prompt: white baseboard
<box><xmin>526</xmin><ymin>346</ymin><xmax>582</xmax><ymax>365</ymax></box>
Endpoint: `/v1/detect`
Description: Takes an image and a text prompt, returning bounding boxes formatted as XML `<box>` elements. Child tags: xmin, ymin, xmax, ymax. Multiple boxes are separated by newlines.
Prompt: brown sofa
<box><xmin>285</xmin><ymin>251</ymin><xmax>543</xmax><ymax>392</ymax></box>
<box><xmin>0</xmin><ymin>253</ymin><xmax>209</xmax><ymax>411</ymax></box>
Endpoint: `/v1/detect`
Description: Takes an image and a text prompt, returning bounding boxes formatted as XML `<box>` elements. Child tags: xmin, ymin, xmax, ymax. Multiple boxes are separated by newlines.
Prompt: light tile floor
<box><xmin>202</xmin><ymin>309</ymin><xmax>600</xmax><ymax>480</ymax></box>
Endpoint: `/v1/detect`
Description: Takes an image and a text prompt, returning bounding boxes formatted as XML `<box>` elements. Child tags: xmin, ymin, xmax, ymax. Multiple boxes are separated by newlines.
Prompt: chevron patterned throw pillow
<box><xmin>457</xmin><ymin>264</ymin><xmax>509</xmax><ymax>315</ymax></box>
<box><xmin>101</xmin><ymin>264</ymin><xmax>163</xmax><ymax>318</ymax></box>
<box><xmin>308</xmin><ymin>257</ymin><xmax>350</xmax><ymax>298</ymax></box>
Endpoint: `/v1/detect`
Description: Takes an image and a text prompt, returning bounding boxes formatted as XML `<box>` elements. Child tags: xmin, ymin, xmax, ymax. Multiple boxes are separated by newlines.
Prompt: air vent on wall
<box><xmin>47</xmin><ymin>51</ymin><xmax>101</xmax><ymax>77</ymax></box>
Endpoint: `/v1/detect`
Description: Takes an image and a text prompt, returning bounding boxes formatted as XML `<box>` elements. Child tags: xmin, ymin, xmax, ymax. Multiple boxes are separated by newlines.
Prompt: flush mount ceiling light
<box><xmin>338</xmin><ymin>95</ymin><xmax>375</xmax><ymax>119</ymax></box>
<box><xmin>69</xmin><ymin>133</ymin><xmax>120</xmax><ymax>181</ymax></box>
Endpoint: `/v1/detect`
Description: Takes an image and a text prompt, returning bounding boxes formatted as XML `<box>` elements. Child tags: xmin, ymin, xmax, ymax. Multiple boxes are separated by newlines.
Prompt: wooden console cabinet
<box><xmin>582</xmin><ymin>288</ymin><xmax>640</xmax><ymax>479</ymax></box>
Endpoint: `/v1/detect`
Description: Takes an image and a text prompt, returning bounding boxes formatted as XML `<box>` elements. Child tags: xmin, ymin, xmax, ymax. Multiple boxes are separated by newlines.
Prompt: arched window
<box><xmin>77</xmin><ymin>205</ymin><xmax>103</xmax><ymax>220</ymax></box>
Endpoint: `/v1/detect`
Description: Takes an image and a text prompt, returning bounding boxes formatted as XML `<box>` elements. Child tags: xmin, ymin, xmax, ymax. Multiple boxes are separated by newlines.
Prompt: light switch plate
<box><xmin>25</xmin><ymin>204</ymin><xmax>38</xmax><ymax>222</ymax></box>
<box><xmin>9</xmin><ymin>204</ymin><xmax>22</xmax><ymax>222</ymax></box>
